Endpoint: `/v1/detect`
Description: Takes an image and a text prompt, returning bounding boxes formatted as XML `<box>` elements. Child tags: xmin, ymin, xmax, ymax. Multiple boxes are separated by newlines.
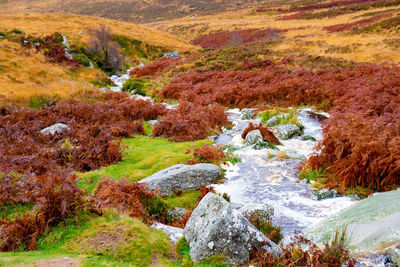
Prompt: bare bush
<box><xmin>88</xmin><ymin>24</ymin><xmax>123</xmax><ymax>72</ymax></box>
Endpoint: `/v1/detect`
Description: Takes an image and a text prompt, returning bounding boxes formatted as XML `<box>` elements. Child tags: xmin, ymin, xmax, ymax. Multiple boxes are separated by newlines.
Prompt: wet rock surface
<box><xmin>151</xmin><ymin>222</ymin><xmax>183</xmax><ymax>244</ymax></box>
<box><xmin>276</xmin><ymin>124</ymin><xmax>301</xmax><ymax>140</ymax></box>
<box><xmin>140</xmin><ymin>163</ymin><xmax>221</xmax><ymax>196</ymax></box>
<box><xmin>184</xmin><ymin>193</ymin><xmax>281</xmax><ymax>264</ymax></box>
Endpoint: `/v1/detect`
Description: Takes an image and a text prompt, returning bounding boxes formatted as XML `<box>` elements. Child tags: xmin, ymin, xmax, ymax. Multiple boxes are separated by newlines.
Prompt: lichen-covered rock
<box><xmin>166</xmin><ymin>207</ymin><xmax>187</xmax><ymax>222</ymax></box>
<box><xmin>313</xmin><ymin>188</ymin><xmax>339</xmax><ymax>200</ymax></box>
<box><xmin>245</xmin><ymin>130</ymin><xmax>263</xmax><ymax>145</ymax></box>
<box><xmin>266</xmin><ymin>116</ymin><xmax>279</xmax><ymax>127</ymax></box>
<box><xmin>276</xmin><ymin>124</ymin><xmax>301</xmax><ymax>140</ymax></box>
<box><xmin>308</xmin><ymin>189</ymin><xmax>400</xmax><ymax>251</ymax></box>
<box><xmin>391</xmin><ymin>244</ymin><xmax>400</xmax><ymax>266</ymax></box>
<box><xmin>40</xmin><ymin>123</ymin><xmax>70</xmax><ymax>135</ymax></box>
<box><xmin>140</xmin><ymin>164</ymin><xmax>221</xmax><ymax>196</ymax></box>
<box><xmin>240</xmin><ymin>108</ymin><xmax>254</xmax><ymax>120</ymax></box>
<box><xmin>151</xmin><ymin>222</ymin><xmax>184</xmax><ymax>243</ymax></box>
<box><xmin>239</xmin><ymin>203</ymin><xmax>274</xmax><ymax>222</ymax></box>
<box><xmin>184</xmin><ymin>193</ymin><xmax>282</xmax><ymax>264</ymax></box>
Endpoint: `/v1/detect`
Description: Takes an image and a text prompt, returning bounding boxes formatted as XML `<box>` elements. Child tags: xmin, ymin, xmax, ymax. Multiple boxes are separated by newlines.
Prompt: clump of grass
<box><xmin>38</xmin><ymin>211</ymin><xmax>171</xmax><ymax>266</ymax></box>
<box><xmin>122</xmin><ymin>78</ymin><xmax>148</xmax><ymax>95</ymax></box>
<box><xmin>77</xmin><ymin>136</ymin><xmax>212</xmax><ymax>193</ymax></box>
<box><xmin>175</xmin><ymin>237</ymin><xmax>227</xmax><ymax>267</ymax></box>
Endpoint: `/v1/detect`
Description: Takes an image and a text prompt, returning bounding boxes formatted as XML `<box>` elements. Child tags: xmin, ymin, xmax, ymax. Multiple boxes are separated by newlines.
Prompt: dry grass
<box><xmin>0</xmin><ymin>13</ymin><xmax>194</xmax><ymax>50</ymax></box>
<box><xmin>151</xmin><ymin>6</ymin><xmax>400</xmax><ymax>64</ymax></box>
<box><xmin>0</xmin><ymin>39</ymin><xmax>105</xmax><ymax>101</ymax></box>
<box><xmin>0</xmin><ymin>13</ymin><xmax>195</xmax><ymax>102</ymax></box>
<box><xmin>0</xmin><ymin>0</ymin><xmax>284</xmax><ymax>23</ymax></box>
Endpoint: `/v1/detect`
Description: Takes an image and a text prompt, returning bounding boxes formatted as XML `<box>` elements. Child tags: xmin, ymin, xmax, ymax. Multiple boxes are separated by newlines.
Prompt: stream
<box><xmin>109</xmin><ymin>70</ymin><xmax>387</xmax><ymax>266</ymax></box>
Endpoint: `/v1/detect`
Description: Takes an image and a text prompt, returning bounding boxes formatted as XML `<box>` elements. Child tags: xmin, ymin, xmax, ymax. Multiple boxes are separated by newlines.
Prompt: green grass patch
<box><xmin>165</xmin><ymin>190</ymin><xmax>201</xmax><ymax>210</ymax></box>
<box><xmin>0</xmin><ymin>202</ymin><xmax>33</xmax><ymax>220</ymax></box>
<box><xmin>77</xmin><ymin>136</ymin><xmax>212</xmax><ymax>193</ymax></box>
<box><xmin>174</xmin><ymin>237</ymin><xmax>227</xmax><ymax>267</ymax></box>
<box><xmin>37</xmin><ymin>211</ymin><xmax>171</xmax><ymax>266</ymax></box>
<box><xmin>0</xmin><ymin>251</ymin><xmax>76</xmax><ymax>267</ymax></box>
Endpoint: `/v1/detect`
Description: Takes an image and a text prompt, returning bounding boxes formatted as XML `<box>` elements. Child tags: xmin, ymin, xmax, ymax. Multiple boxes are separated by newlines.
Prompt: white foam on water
<box><xmin>214</xmin><ymin>108</ymin><xmax>357</xmax><ymax>235</ymax></box>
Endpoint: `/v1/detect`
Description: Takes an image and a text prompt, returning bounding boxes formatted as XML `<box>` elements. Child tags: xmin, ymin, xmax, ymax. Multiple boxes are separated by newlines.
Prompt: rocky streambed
<box><xmin>108</xmin><ymin>69</ymin><xmax>400</xmax><ymax>266</ymax></box>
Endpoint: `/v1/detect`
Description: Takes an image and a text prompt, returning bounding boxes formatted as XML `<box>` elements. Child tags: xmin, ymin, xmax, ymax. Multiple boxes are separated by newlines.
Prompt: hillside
<box><xmin>0</xmin><ymin>13</ymin><xmax>193</xmax><ymax>103</ymax></box>
<box><xmin>151</xmin><ymin>3</ymin><xmax>400</xmax><ymax>63</ymax></box>
<box><xmin>0</xmin><ymin>0</ymin><xmax>286</xmax><ymax>23</ymax></box>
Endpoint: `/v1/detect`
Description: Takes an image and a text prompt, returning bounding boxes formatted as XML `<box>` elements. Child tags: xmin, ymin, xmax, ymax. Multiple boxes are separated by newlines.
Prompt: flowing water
<box><xmin>108</xmin><ymin>70</ymin><xmax>356</xmax><ymax>236</ymax></box>
<box><xmin>213</xmin><ymin>109</ymin><xmax>356</xmax><ymax>235</ymax></box>
<box><xmin>109</xmin><ymin>70</ymin><xmax>388</xmax><ymax>266</ymax></box>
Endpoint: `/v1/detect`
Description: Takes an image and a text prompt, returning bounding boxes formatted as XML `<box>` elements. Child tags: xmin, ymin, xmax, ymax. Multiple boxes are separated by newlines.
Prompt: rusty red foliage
<box><xmin>242</xmin><ymin>122</ymin><xmax>281</xmax><ymax>145</ymax></box>
<box><xmin>250</xmin><ymin>233</ymin><xmax>356</xmax><ymax>266</ymax></box>
<box><xmin>24</xmin><ymin>33</ymin><xmax>81</xmax><ymax>67</ymax></box>
<box><xmin>324</xmin><ymin>11</ymin><xmax>395</xmax><ymax>32</ymax></box>
<box><xmin>130</xmin><ymin>58</ymin><xmax>181</xmax><ymax>77</ymax></box>
<box><xmin>94</xmin><ymin>178</ymin><xmax>164</xmax><ymax>224</ymax></box>
<box><xmin>192</xmin><ymin>28</ymin><xmax>282</xmax><ymax>49</ymax></box>
<box><xmin>187</xmin><ymin>144</ymin><xmax>225</xmax><ymax>165</ymax></box>
<box><xmin>152</xmin><ymin>101</ymin><xmax>228</xmax><ymax>142</ymax></box>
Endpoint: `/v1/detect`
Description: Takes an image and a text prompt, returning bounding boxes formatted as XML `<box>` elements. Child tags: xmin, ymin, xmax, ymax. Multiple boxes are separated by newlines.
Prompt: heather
<box><xmin>157</xmin><ymin>57</ymin><xmax>400</xmax><ymax>191</ymax></box>
<box><xmin>192</xmin><ymin>28</ymin><xmax>282</xmax><ymax>49</ymax></box>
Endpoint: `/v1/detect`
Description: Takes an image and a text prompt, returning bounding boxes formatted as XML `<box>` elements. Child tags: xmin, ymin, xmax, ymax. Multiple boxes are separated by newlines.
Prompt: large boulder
<box><xmin>308</xmin><ymin>189</ymin><xmax>400</xmax><ymax>251</ymax></box>
<box><xmin>184</xmin><ymin>193</ymin><xmax>282</xmax><ymax>264</ymax></box>
<box><xmin>40</xmin><ymin>123</ymin><xmax>70</xmax><ymax>135</ymax></box>
<box><xmin>276</xmin><ymin>124</ymin><xmax>301</xmax><ymax>140</ymax></box>
<box><xmin>140</xmin><ymin>164</ymin><xmax>221</xmax><ymax>196</ymax></box>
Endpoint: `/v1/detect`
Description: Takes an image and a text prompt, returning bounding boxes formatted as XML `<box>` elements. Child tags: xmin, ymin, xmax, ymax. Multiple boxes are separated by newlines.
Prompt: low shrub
<box><xmin>152</xmin><ymin>101</ymin><xmax>228</xmax><ymax>142</ymax></box>
<box><xmin>192</xmin><ymin>28</ymin><xmax>282</xmax><ymax>49</ymax></box>
<box><xmin>188</xmin><ymin>144</ymin><xmax>225</xmax><ymax>165</ymax></box>
<box><xmin>250</xmin><ymin>231</ymin><xmax>356</xmax><ymax>266</ymax></box>
<box><xmin>93</xmin><ymin>178</ymin><xmax>167</xmax><ymax>224</ymax></box>
<box><xmin>324</xmin><ymin>12</ymin><xmax>395</xmax><ymax>32</ymax></box>
<box><xmin>122</xmin><ymin>78</ymin><xmax>147</xmax><ymax>95</ymax></box>
<box><xmin>130</xmin><ymin>58</ymin><xmax>181</xmax><ymax>77</ymax></box>
<box><xmin>242</xmin><ymin>122</ymin><xmax>281</xmax><ymax>145</ymax></box>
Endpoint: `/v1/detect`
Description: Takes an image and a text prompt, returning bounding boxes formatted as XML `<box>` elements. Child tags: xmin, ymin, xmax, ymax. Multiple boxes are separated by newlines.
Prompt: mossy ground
<box><xmin>0</xmin><ymin>211</ymin><xmax>172</xmax><ymax>266</ymax></box>
<box><xmin>77</xmin><ymin>135</ymin><xmax>212</xmax><ymax>194</ymax></box>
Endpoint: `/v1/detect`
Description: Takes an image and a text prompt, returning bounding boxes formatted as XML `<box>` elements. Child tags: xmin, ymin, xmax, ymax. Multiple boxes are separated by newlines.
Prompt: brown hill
<box><xmin>0</xmin><ymin>0</ymin><xmax>286</xmax><ymax>23</ymax></box>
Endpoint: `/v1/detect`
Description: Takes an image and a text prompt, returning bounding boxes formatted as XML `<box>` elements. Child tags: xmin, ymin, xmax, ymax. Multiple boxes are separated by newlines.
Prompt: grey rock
<box><xmin>140</xmin><ymin>164</ymin><xmax>221</xmax><ymax>196</ymax></box>
<box><xmin>301</xmin><ymin>135</ymin><xmax>316</xmax><ymax>141</ymax></box>
<box><xmin>151</xmin><ymin>222</ymin><xmax>184</xmax><ymax>244</ymax></box>
<box><xmin>313</xmin><ymin>189</ymin><xmax>339</xmax><ymax>200</ymax></box>
<box><xmin>167</xmin><ymin>207</ymin><xmax>187</xmax><ymax>222</ymax></box>
<box><xmin>391</xmin><ymin>244</ymin><xmax>400</xmax><ymax>266</ymax></box>
<box><xmin>148</xmin><ymin>120</ymin><xmax>158</xmax><ymax>125</ymax></box>
<box><xmin>276</xmin><ymin>124</ymin><xmax>301</xmax><ymax>140</ymax></box>
<box><xmin>40</xmin><ymin>123</ymin><xmax>70</xmax><ymax>135</ymax></box>
<box><xmin>184</xmin><ymin>193</ymin><xmax>282</xmax><ymax>264</ymax></box>
<box><xmin>78</xmin><ymin>31</ymin><xmax>84</xmax><ymax>35</ymax></box>
<box><xmin>239</xmin><ymin>203</ymin><xmax>274</xmax><ymax>222</ymax></box>
<box><xmin>266</xmin><ymin>116</ymin><xmax>279</xmax><ymax>127</ymax></box>
<box><xmin>162</xmin><ymin>51</ymin><xmax>180</xmax><ymax>59</ymax></box>
<box><xmin>240</xmin><ymin>108</ymin><xmax>254</xmax><ymax>120</ymax></box>
<box><xmin>308</xmin><ymin>189</ymin><xmax>400</xmax><ymax>251</ymax></box>
<box><xmin>245</xmin><ymin>130</ymin><xmax>263</xmax><ymax>145</ymax></box>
